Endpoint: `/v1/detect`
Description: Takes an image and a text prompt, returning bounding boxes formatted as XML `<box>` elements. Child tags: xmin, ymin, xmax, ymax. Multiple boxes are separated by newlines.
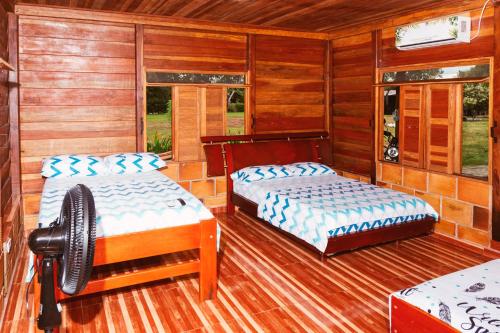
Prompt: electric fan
<box><xmin>28</xmin><ymin>184</ymin><xmax>96</xmax><ymax>333</ymax></box>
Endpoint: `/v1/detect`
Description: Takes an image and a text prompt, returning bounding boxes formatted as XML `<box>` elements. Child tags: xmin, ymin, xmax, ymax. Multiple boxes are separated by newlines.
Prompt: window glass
<box><xmin>147</xmin><ymin>72</ymin><xmax>245</xmax><ymax>85</ymax></box>
<box><xmin>146</xmin><ymin>86</ymin><xmax>172</xmax><ymax>158</ymax></box>
<box><xmin>383</xmin><ymin>87</ymin><xmax>400</xmax><ymax>162</ymax></box>
<box><xmin>461</xmin><ymin>82</ymin><xmax>489</xmax><ymax>179</ymax></box>
<box><xmin>383</xmin><ymin>64</ymin><xmax>489</xmax><ymax>83</ymax></box>
<box><xmin>226</xmin><ymin>88</ymin><xmax>245</xmax><ymax>135</ymax></box>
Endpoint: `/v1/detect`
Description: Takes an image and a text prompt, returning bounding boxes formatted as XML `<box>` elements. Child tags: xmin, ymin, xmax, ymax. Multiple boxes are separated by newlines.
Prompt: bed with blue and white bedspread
<box><xmin>233</xmin><ymin>173</ymin><xmax>438</xmax><ymax>253</ymax></box>
<box><xmin>27</xmin><ymin>170</ymin><xmax>218</xmax><ymax>282</ymax></box>
<box><xmin>38</xmin><ymin>170</ymin><xmax>215</xmax><ymax>237</ymax></box>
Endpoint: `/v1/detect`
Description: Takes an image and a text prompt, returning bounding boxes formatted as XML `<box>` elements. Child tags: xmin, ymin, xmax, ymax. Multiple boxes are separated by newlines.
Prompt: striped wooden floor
<box><xmin>2</xmin><ymin>211</ymin><xmax>494</xmax><ymax>332</ymax></box>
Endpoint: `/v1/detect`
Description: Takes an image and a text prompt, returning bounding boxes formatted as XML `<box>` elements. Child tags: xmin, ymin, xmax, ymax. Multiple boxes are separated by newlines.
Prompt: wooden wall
<box><xmin>0</xmin><ymin>1</ymin><xmax>11</xmax><ymax>216</ymax></box>
<box><xmin>379</xmin><ymin>7</ymin><xmax>495</xmax><ymax>67</ymax></box>
<box><xmin>18</xmin><ymin>17</ymin><xmax>137</xmax><ymax>228</ymax></box>
<box><xmin>331</xmin><ymin>32</ymin><xmax>374</xmax><ymax>178</ymax></box>
<box><xmin>143</xmin><ymin>26</ymin><xmax>247</xmax><ymax>72</ymax></box>
<box><xmin>253</xmin><ymin>35</ymin><xmax>327</xmax><ymax>133</ymax></box>
<box><xmin>329</xmin><ymin>4</ymin><xmax>498</xmax><ymax>250</ymax></box>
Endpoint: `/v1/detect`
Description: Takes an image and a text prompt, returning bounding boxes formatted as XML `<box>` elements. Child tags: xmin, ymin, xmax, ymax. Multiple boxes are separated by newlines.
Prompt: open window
<box><xmin>379</xmin><ymin>62</ymin><xmax>490</xmax><ymax>180</ymax></box>
<box><xmin>145</xmin><ymin>72</ymin><xmax>248</xmax><ymax>161</ymax></box>
<box><xmin>146</xmin><ymin>87</ymin><xmax>172</xmax><ymax>159</ymax></box>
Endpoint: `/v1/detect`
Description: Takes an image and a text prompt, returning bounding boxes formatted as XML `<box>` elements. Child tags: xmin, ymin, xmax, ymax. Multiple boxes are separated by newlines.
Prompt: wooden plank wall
<box><xmin>254</xmin><ymin>35</ymin><xmax>327</xmax><ymax>133</ymax></box>
<box><xmin>143</xmin><ymin>26</ymin><xmax>247</xmax><ymax>72</ymax></box>
<box><xmin>0</xmin><ymin>1</ymin><xmax>12</xmax><ymax>217</ymax></box>
<box><xmin>18</xmin><ymin>17</ymin><xmax>137</xmax><ymax>227</ymax></box>
<box><xmin>379</xmin><ymin>7</ymin><xmax>495</xmax><ymax>67</ymax></box>
<box><xmin>331</xmin><ymin>32</ymin><xmax>375</xmax><ymax>177</ymax></box>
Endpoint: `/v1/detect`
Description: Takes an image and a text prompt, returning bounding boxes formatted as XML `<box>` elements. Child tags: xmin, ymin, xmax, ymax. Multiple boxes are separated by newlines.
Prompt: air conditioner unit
<box><xmin>395</xmin><ymin>15</ymin><xmax>471</xmax><ymax>50</ymax></box>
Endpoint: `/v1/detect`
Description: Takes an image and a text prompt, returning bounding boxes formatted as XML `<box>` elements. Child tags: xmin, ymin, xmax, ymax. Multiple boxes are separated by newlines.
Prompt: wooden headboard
<box><xmin>224</xmin><ymin>139</ymin><xmax>327</xmax><ymax>174</ymax></box>
<box><xmin>222</xmin><ymin>137</ymin><xmax>331</xmax><ymax>213</ymax></box>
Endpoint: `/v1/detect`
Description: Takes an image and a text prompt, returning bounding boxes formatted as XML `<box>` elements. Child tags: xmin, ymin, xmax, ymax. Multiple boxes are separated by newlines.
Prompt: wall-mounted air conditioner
<box><xmin>395</xmin><ymin>15</ymin><xmax>471</xmax><ymax>50</ymax></box>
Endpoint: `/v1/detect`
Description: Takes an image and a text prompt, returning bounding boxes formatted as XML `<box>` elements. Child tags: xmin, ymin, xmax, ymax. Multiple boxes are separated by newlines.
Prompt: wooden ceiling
<box><xmin>15</xmin><ymin>0</ymin><xmax>480</xmax><ymax>32</ymax></box>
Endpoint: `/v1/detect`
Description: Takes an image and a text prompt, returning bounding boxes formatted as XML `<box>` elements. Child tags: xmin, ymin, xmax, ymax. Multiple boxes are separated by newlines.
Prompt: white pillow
<box><xmin>287</xmin><ymin>162</ymin><xmax>336</xmax><ymax>177</ymax></box>
<box><xmin>41</xmin><ymin>155</ymin><xmax>107</xmax><ymax>178</ymax></box>
<box><xmin>231</xmin><ymin>164</ymin><xmax>291</xmax><ymax>183</ymax></box>
<box><xmin>104</xmin><ymin>153</ymin><xmax>166</xmax><ymax>174</ymax></box>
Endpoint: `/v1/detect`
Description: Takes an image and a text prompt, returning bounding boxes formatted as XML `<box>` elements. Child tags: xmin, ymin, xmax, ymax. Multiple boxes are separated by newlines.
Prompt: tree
<box><xmin>463</xmin><ymin>83</ymin><xmax>489</xmax><ymax>119</ymax></box>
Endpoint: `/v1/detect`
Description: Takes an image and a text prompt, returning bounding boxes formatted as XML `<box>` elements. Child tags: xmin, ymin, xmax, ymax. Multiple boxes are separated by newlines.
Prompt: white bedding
<box><xmin>390</xmin><ymin>259</ymin><xmax>500</xmax><ymax>332</ymax></box>
<box><xmin>38</xmin><ymin>170</ymin><xmax>214</xmax><ymax>238</ymax></box>
<box><xmin>233</xmin><ymin>174</ymin><xmax>438</xmax><ymax>252</ymax></box>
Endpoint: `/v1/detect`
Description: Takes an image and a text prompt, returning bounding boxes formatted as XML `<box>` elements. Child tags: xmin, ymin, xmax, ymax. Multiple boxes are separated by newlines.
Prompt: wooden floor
<box><xmin>2</xmin><ymin>211</ymin><xmax>494</xmax><ymax>333</ymax></box>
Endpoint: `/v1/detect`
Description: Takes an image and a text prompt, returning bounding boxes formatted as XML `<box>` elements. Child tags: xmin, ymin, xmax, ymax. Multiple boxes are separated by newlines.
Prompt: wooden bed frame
<box><xmin>32</xmin><ymin>214</ymin><xmax>217</xmax><ymax>331</ymax></box>
<box><xmin>223</xmin><ymin>138</ymin><xmax>436</xmax><ymax>258</ymax></box>
<box><xmin>391</xmin><ymin>297</ymin><xmax>459</xmax><ymax>333</ymax></box>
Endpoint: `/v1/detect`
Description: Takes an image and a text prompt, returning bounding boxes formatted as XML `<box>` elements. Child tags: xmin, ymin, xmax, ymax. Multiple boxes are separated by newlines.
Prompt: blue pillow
<box><xmin>287</xmin><ymin>162</ymin><xmax>336</xmax><ymax>177</ymax></box>
<box><xmin>41</xmin><ymin>155</ymin><xmax>107</xmax><ymax>178</ymax></box>
<box><xmin>105</xmin><ymin>153</ymin><xmax>166</xmax><ymax>174</ymax></box>
<box><xmin>231</xmin><ymin>164</ymin><xmax>291</xmax><ymax>183</ymax></box>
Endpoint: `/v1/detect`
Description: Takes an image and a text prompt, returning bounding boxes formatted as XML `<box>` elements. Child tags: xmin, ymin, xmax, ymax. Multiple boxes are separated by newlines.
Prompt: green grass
<box><xmin>462</xmin><ymin>119</ymin><xmax>488</xmax><ymax>167</ymax></box>
<box><xmin>146</xmin><ymin>113</ymin><xmax>171</xmax><ymax>153</ymax></box>
<box><xmin>146</xmin><ymin>113</ymin><xmax>171</xmax><ymax>142</ymax></box>
<box><xmin>226</xmin><ymin>111</ymin><xmax>244</xmax><ymax>135</ymax></box>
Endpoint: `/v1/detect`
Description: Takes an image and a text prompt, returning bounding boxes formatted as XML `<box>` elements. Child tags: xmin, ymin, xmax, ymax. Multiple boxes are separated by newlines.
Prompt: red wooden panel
<box><xmin>224</xmin><ymin>139</ymin><xmax>321</xmax><ymax>172</ymax></box>
<box><xmin>203</xmin><ymin>144</ymin><xmax>225</xmax><ymax>177</ymax></box>
<box><xmin>391</xmin><ymin>297</ymin><xmax>458</xmax><ymax>333</ymax></box>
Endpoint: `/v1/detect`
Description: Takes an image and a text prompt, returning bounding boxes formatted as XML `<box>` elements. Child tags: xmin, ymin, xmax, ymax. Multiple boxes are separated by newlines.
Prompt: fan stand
<box><xmin>37</xmin><ymin>257</ymin><xmax>62</xmax><ymax>332</ymax></box>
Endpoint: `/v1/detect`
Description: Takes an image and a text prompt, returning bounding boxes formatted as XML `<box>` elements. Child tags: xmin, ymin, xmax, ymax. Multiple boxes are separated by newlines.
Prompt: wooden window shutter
<box><xmin>173</xmin><ymin>86</ymin><xmax>203</xmax><ymax>161</ymax></box>
<box><xmin>201</xmin><ymin>87</ymin><xmax>226</xmax><ymax>137</ymax></box>
<box><xmin>426</xmin><ymin>84</ymin><xmax>456</xmax><ymax>173</ymax></box>
<box><xmin>400</xmin><ymin>86</ymin><xmax>425</xmax><ymax>168</ymax></box>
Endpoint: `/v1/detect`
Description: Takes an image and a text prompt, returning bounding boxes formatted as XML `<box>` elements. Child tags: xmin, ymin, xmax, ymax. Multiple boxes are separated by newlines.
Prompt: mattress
<box><xmin>233</xmin><ymin>174</ymin><xmax>438</xmax><ymax>252</ymax></box>
<box><xmin>38</xmin><ymin>170</ymin><xmax>214</xmax><ymax>238</ymax></box>
<box><xmin>390</xmin><ymin>259</ymin><xmax>500</xmax><ymax>332</ymax></box>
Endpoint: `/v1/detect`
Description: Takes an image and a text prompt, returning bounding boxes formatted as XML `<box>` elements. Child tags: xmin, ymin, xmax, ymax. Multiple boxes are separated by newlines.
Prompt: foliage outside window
<box><xmin>147</xmin><ymin>72</ymin><xmax>245</xmax><ymax>85</ymax></box>
<box><xmin>227</xmin><ymin>88</ymin><xmax>245</xmax><ymax>135</ymax></box>
<box><xmin>383</xmin><ymin>64</ymin><xmax>489</xmax><ymax>83</ymax></box>
<box><xmin>146</xmin><ymin>87</ymin><xmax>172</xmax><ymax>158</ymax></box>
<box><xmin>461</xmin><ymin>83</ymin><xmax>488</xmax><ymax>179</ymax></box>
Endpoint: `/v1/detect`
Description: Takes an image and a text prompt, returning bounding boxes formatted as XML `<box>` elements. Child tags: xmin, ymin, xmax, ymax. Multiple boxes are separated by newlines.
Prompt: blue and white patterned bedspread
<box><xmin>234</xmin><ymin>174</ymin><xmax>438</xmax><ymax>252</ymax></box>
<box><xmin>39</xmin><ymin>170</ymin><xmax>214</xmax><ymax>238</ymax></box>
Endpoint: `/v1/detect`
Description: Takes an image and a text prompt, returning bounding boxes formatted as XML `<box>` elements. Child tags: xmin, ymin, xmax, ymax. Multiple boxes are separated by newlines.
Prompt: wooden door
<box><xmin>399</xmin><ymin>86</ymin><xmax>425</xmax><ymax>168</ymax></box>
<box><xmin>426</xmin><ymin>84</ymin><xmax>457</xmax><ymax>174</ymax></box>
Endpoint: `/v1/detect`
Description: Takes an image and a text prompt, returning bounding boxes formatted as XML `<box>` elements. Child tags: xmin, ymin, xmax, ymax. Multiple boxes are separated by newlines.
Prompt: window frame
<box><xmin>142</xmin><ymin>69</ymin><xmax>251</xmax><ymax>154</ymax></box>
<box><xmin>376</xmin><ymin>58</ymin><xmax>493</xmax><ymax>182</ymax></box>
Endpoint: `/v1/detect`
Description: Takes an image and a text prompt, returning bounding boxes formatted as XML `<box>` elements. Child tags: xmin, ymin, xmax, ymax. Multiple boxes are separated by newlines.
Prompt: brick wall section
<box><xmin>161</xmin><ymin>161</ymin><xmax>227</xmax><ymax>210</ymax></box>
<box><xmin>377</xmin><ymin>161</ymin><xmax>492</xmax><ymax>248</ymax></box>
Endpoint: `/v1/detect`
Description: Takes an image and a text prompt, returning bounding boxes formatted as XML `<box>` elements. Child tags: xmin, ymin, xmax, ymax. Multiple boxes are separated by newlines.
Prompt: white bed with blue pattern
<box><xmin>233</xmin><ymin>173</ymin><xmax>438</xmax><ymax>252</ymax></box>
<box><xmin>38</xmin><ymin>170</ymin><xmax>214</xmax><ymax>238</ymax></box>
<box><xmin>390</xmin><ymin>259</ymin><xmax>500</xmax><ymax>332</ymax></box>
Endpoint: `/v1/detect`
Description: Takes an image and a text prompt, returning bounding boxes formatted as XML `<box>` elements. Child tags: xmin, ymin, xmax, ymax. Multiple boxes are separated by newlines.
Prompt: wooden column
<box><xmin>135</xmin><ymin>24</ymin><xmax>145</xmax><ymax>152</ymax></box>
<box><xmin>8</xmin><ymin>13</ymin><xmax>19</xmax><ymax>198</ymax></box>
<box><xmin>492</xmin><ymin>3</ymin><xmax>500</xmax><ymax>242</ymax></box>
<box><xmin>247</xmin><ymin>34</ymin><xmax>256</xmax><ymax>134</ymax></box>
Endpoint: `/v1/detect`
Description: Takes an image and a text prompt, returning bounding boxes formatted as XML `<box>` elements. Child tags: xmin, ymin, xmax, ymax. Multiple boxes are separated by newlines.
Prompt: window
<box><xmin>226</xmin><ymin>88</ymin><xmax>245</xmax><ymax>135</ymax></box>
<box><xmin>382</xmin><ymin>87</ymin><xmax>400</xmax><ymax>162</ymax></box>
<box><xmin>382</xmin><ymin>64</ymin><xmax>489</xmax><ymax>83</ymax></box>
<box><xmin>460</xmin><ymin>83</ymin><xmax>489</xmax><ymax>179</ymax></box>
<box><xmin>378</xmin><ymin>64</ymin><xmax>490</xmax><ymax>180</ymax></box>
<box><xmin>146</xmin><ymin>72</ymin><xmax>245</xmax><ymax>85</ymax></box>
<box><xmin>146</xmin><ymin>87</ymin><xmax>172</xmax><ymax>158</ymax></box>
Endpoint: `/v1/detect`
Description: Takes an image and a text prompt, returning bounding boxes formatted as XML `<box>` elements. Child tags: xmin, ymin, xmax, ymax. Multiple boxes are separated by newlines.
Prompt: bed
<box><xmin>30</xmin><ymin>167</ymin><xmax>218</xmax><ymax>322</ymax></box>
<box><xmin>390</xmin><ymin>259</ymin><xmax>500</xmax><ymax>333</ymax></box>
<box><xmin>223</xmin><ymin>138</ymin><xmax>437</xmax><ymax>258</ymax></box>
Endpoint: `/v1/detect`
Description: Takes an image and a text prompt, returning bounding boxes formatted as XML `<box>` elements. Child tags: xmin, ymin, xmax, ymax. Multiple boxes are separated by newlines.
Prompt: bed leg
<box><xmin>199</xmin><ymin>218</ymin><xmax>218</xmax><ymax>301</ymax></box>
